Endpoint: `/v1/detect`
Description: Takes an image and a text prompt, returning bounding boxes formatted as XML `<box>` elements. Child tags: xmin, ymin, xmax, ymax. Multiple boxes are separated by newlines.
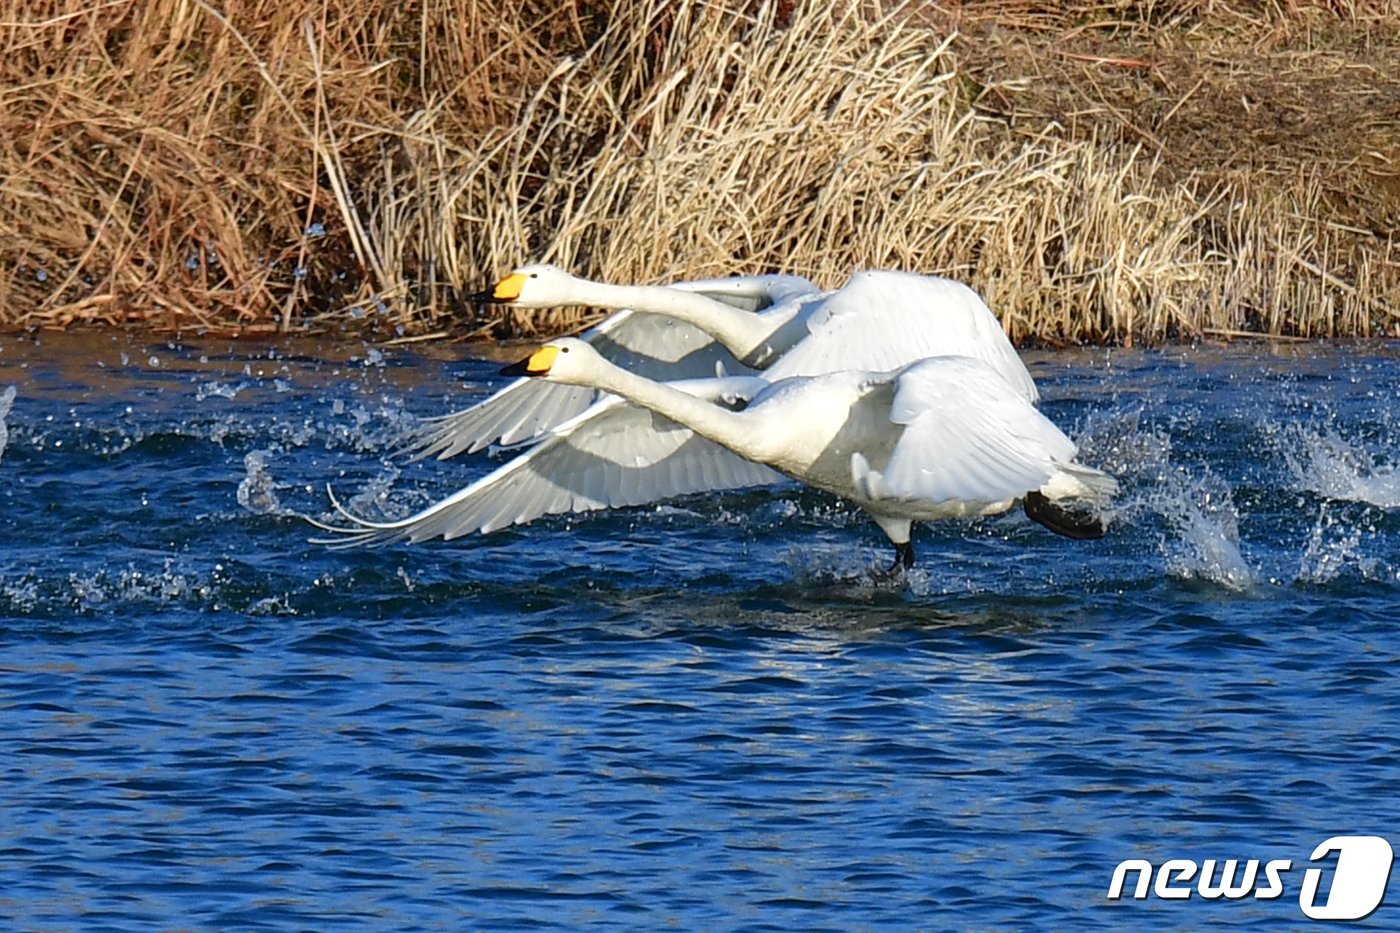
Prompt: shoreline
<box><xmin>4</xmin><ymin>1</ymin><xmax>1397</xmax><ymax>344</ymax></box>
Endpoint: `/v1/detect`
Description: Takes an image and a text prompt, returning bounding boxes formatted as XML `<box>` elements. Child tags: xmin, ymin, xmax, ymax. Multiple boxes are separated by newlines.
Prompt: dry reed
<box><xmin>1</xmin><ymin>0</ymin><xmax>1397</xmax><ymax>343</ymax></box>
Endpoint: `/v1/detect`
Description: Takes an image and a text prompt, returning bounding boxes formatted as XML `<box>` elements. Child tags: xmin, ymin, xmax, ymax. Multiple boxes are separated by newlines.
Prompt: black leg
<box><xmin>893</xmin><ymin>540</ymin><xmax>915</xmax><ymax>570</ymax></box>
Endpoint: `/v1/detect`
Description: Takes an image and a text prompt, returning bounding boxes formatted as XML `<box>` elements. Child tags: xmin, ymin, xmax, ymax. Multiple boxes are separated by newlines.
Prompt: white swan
<box><xmin>322</xmin><ymin>338</ymin><xmax>1112</xmax><ymax>570</ymax></box>
<box><xmin>404</xmin><ymin>267</ymin><xmax>819</xmax><ymax>459</ymax></box>
<box><xmin>404</xmin><ymin>263</ymin><xmax>1037</xmax><ymax>460</ymax></box>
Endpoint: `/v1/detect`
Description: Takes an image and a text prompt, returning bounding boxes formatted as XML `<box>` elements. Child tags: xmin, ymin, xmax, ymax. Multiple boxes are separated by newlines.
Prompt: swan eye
<box><xmin>560</xmin><ymin>346</ymin><xmax>570</xmax><ymax>353</ymax></box>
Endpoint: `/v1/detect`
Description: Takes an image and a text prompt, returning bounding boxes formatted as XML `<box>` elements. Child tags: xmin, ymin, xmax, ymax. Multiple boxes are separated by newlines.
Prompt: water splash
<box><xmin>1</xmin><ymin>575</ymin><xmax>39</xmax><ymax>613</ymax></box>
<box><xmin>1079</xmin><ymin>409</ymin><xmax>1257</xmax><ymax>592</ymax></box>
<box><xmin>0</xmin><ymin>385</ymin><xmax>14</xmax><ymax>461</ymax></box>
<box><xmin>1070</xmin><ymin>406</ymin><xmax>1173</xmax><ymax>482</ymax></box>
<box><xmin>715</xmin><ymin>493</ymin><xmax>870</xmax><ymax>532</ymax></box>
<box><xmin>238</xmin><ymin>449</ymin><xmax>284</xmax><ymax>515</ymax></box>
<box><xmin>249</xmin><ymin>595</ymin><xmax>297</xmax><ymax>616</ymax></box>
<box><xmin>1150</xmin><ymin>468</ymin><xmax>1256</xmax><ymax>591</ymax></box>
<box><xmin>66</xmin><ymin>560</ymin><xmax>220</xmax><ymax>613</ymax></box>
<box><xmin>343</xmin><ymin>463</ymin><xmax>407</xmax><ymax>520</ymax></box>
<box><xmin>779</xmin><ymin>541</ymin><xmax>886</xmax><ymax>586</ymax></box>
<box><xmin>1278</xmin><ymin>423</ymin><xmax>1400</xmax><ymax>508</ymax></box>
<box><xmin>1296</xmin><ymin>503</ymin><xmax>1384</xmax><ymax>585</ymax></box>
<box><xmin>195</xmin><ymin>380</ymin><xmax>244</xmax><ymax>401</ymax></box>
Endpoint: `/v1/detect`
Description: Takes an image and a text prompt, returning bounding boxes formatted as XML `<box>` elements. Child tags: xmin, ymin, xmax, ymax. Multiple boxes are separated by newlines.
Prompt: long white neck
<box><xmin>569</xmin><ymin>279</ymin><xmax>776</xmax><ymax>364</ymax></box>
<box><xmin>576</xmin><ymin>357</ymin><xmax>771</xmax><ymax>463</ymax></box>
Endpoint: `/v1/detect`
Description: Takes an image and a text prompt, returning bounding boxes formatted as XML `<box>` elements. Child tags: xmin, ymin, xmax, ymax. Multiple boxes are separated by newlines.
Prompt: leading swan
<box><xmin>322</xmin><ymin>339</ymin><xmax>1112</xmax><ymax>571</ymax></box>
<box><xmin>405</xmin><ymin>267</ymin><xmax>818</xmax><ymax>459</ymax></box>
<box><xmin>404</xmin><ymin>264</ymin><xmax>1036</xmax><ymax>460</ymax></box>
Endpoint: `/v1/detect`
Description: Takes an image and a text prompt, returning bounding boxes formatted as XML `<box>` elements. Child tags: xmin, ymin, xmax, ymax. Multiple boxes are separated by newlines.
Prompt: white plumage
<box><xmin>321</xmin><ymin>376</ymin><xmax>781</xmax><ymax>543</ymax></box>
<box><xmin>319</xmin><ymin>338</ymin><xmax>1113</xmax><ymax>569</ymax></box>
<box><xmin>403</xmin><ymin>264</ymin><xmax>1036</xmax><ymax>460</ymax></box>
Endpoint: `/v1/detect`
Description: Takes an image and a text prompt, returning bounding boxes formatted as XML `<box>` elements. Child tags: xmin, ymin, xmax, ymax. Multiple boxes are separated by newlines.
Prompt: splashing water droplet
<box><xmin>1279</xmin><ymin>423</ymin><xmax>1400</xmax><ymax>509</ymax></box>
<box><xmin>0</xmin><ymin>385</ymin><xmax>16</xmax><ymax>462</ymax></box>
<box><xmin>237</xmin><ymin>450</ymin><xmax>284</xmax><ymax>515</ymax></box>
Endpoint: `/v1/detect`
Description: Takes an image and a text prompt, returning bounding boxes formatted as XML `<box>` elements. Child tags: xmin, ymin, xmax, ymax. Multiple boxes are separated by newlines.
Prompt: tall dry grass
<box><xmin>1</xmin><ymin>0</ymin><xmax>1396</xmax><ymax>342</ymax></box>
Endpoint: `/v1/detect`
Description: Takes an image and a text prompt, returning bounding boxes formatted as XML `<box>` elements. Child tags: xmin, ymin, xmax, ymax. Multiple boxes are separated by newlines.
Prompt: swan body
<box><xmin>323</xmin><ymin>338</ymin><xmax>1113</xmax><ymax>569</ymax></box>
<box><xmin>403</xmin><ymin>263</ymin><xmax>1036</xmax><ymax>461</ymax></box>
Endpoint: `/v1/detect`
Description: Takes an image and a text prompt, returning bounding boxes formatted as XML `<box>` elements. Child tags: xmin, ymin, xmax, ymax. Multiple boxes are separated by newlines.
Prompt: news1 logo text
<box><xmin>1108</xmin><ymin>835</ymin><xmax>1394</xmax><ymax>921</ymax></box>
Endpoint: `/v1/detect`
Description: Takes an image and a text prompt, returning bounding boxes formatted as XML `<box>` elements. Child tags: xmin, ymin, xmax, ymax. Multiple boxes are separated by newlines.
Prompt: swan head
<box><xmin>470</xmin><ymin>264</ymin><xmax>585</xmax><ymax>308</ymax></box>
<box><xmin>499</xmin><ymin>337</ymin><xmax>602</xmax><ymax>384</ymax></box>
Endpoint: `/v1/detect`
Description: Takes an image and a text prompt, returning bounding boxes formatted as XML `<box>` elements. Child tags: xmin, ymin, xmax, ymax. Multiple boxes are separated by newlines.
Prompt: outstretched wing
<box><xmin>667</xmin><ymin>272</ymin><xmax>819</xmax><ymax>312</ymax></box>
<box><xmin>763</xmin><ymin>270</ymin><xmax>1039</xmax><ymax>403</ymax></box>
<box><xmin>316</xmin><ymin>377</ymin><xmax>783</xmax><ymax>546</ymax></box>
<box><xmin>403</xmin><ymin>379</ymin><xmax>600</xmax><ymax>461</ymax></box>
<box><xmin>400</xmin><ymin>273</ymin><xmax>820</xmax><ymax>460</ymax></box>
<box><xmin>852</xmin><ymin>357</ymin><xmax>1069</xmax><ymax>506</ymax></box>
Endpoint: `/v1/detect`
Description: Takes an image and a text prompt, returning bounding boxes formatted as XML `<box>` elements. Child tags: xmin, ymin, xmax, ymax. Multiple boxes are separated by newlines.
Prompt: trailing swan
<box><xmin>403</xmin><ymin>264</ymin><xmax>1036</xmax><ymax>460</ymax></box>
<box><xmin>321</xmin><ymin>338</ymin><xmax>1112</xmax><ymax>571</ymax></box>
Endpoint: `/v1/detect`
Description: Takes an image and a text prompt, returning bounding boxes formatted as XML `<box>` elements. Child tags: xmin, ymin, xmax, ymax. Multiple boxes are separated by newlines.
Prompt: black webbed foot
<box><xmin>1023</xmin><ymin>491</ymin><xmax>1108</xmax><ymax>539</ymax></box>
<box><xmin>871</xmin><ymin>541</ymin><xmax>915</xmax><ymax>581</ymax></box>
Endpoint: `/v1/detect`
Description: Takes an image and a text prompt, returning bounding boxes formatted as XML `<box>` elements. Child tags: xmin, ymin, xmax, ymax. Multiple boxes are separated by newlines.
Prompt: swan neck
<box><xmin>584</xmin><ymin>281</ymin><xmax>770</xmax><ymax>361</ymax></box>
<box><xmin>587</xmin><ymin>363</ymin><xmax>763</xmax><ymax>460</ymax></box>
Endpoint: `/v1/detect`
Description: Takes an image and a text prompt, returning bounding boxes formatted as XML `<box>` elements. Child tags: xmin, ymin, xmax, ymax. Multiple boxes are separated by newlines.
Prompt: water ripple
<box><xmin>1</xmin><ymin>336</ymin><xmax>1398</xmax><ymax>929</ymax></box>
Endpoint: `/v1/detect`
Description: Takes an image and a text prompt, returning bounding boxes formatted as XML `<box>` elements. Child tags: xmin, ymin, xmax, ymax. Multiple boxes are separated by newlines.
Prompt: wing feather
<box><xmin>666</xmin><ymin>273</ymin><xmax>820</xmax><ymax>312</ymax></box>
<box><xmin>404</xmin><ymin>379</ymin><xmax>600</xmax><ymax>460</ymax></box>
<box><xmin>314</xmin><ymin>377</ymin><xmax>784</xmax><ymax>547</ymax></box>
<box><xmin>870</xmin><ymin>357</ymin><xmax>1071</xmax><ymax>505</ymax></box>
<box><xmin>763</xmin><ymin>270</ymin><xmax>1039</xmax><ymax>402</ymax></box>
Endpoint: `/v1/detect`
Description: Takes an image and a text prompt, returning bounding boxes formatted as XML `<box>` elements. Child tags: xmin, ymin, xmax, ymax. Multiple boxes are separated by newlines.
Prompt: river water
<box><xmin>1</xmin><ymin>332</ymin><xmax>1397</xmax><ymax>930</ymax></box>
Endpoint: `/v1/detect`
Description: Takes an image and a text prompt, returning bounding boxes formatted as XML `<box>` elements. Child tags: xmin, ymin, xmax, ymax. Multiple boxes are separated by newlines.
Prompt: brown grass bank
<box><xmin>2</xmin><ymin>0</ymin><xmax>1398</xmax><ymax>344</ymax></box>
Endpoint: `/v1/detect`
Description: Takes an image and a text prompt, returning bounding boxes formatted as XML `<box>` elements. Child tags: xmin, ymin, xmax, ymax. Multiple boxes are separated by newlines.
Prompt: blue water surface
<box><xmin>1</xmin><ymin>332</ymin><xmax>1398</xmax><ymax>930</ymax></box>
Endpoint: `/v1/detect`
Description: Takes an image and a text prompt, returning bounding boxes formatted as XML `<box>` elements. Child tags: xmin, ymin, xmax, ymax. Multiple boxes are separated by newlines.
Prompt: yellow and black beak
<box><xmin>500</xmin><ymin>344</ymin><xmax>559</xmax><ymax>377</ymax></box>
<box><xmin>469</xmin><ymin>271</ymin><xmax>528</xmax><ymax>305</ymax></box>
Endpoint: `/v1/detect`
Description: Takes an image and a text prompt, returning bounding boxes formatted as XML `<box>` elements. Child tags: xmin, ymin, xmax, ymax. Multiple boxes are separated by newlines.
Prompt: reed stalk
<box><xmin>2</xmin><ymin>0</ymin><xmax>1396</xmax><ymax>343</ymax></box>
